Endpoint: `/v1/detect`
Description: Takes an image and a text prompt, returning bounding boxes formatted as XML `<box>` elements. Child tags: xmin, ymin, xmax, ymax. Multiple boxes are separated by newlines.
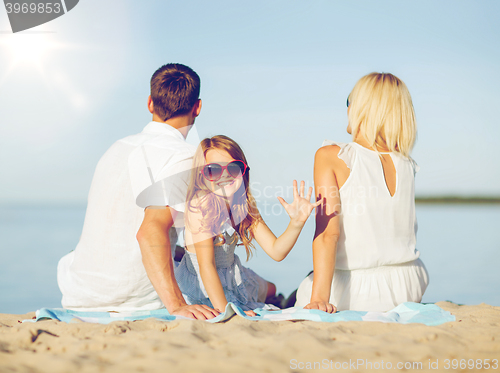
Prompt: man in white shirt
<box><xmin>57</xmin><ymin>64</ymin><xmax>218</xmax><ymax>319</ymax></box>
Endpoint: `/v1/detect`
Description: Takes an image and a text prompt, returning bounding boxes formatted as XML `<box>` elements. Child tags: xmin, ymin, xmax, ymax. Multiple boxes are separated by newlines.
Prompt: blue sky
<box><xmin>1</xmin><ymin>0</ymin><xmax>499</xmax><ymax>204</ymax></box>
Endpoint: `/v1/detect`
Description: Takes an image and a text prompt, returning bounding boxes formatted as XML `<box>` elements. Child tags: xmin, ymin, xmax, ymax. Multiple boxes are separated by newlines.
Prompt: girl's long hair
<box><xmin>347</xmin><ymin>72</ymin><xmax>417</xmax><ymax>158</ymax></box>
<box><xmin>185</xmin><ymin>135</ymin><xmax>262</xmax><ymax>260</ymax></box>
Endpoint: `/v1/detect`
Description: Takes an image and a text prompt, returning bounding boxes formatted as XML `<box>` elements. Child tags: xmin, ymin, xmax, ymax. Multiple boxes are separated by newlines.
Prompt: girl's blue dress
<box><xmin>174</xmin><ymin>225</ymin><xmax>268</xmax><ymax>311</ymax></box>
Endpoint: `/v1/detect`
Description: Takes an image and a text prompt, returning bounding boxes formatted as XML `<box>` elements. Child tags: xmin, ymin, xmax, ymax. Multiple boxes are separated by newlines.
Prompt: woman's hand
<box><xmin>244</xmin><ymin>310</ymin><xmax>257</xmax><ymax>317</ymax></box>
<box><xmin>304</xmin><ymin>301</ymin><xmax>337</xmax><ymax>314</ymax></box>
<box><xmin>278</xmin><ymin>180</ymin><xmax>321</xmax><ymax>225</ymax></box>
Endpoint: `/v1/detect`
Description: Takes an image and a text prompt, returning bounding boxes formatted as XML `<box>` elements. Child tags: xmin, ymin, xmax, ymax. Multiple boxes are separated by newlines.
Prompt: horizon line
<box><xmin>1</xmin><ymin>194</ymin><xmax>500</xmax><ymax>208</ymax></box>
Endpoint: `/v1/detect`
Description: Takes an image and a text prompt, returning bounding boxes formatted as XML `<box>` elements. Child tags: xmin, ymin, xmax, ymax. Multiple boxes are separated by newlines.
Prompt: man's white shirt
<box><xmin>57</xmin><ymin>121</ymin><xmax>196</xmax><ymax>311</ymax></box>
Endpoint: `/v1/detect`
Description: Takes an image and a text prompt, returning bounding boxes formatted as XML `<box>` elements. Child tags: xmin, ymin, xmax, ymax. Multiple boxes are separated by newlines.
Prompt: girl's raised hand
<box><xmin>277</xmin><ymin>180</ymin><xmax>321</xmax><ymax>224</ymax></box>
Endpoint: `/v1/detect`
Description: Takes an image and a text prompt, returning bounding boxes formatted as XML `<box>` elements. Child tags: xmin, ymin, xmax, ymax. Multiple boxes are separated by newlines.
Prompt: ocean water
<box><xmin>0</xmin><ymin>203</ymin><xmax>499</xmax><ymax>314</ymax></box>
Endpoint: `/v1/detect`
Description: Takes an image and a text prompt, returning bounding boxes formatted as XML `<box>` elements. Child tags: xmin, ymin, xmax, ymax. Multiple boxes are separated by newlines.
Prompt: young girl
<box><xmin>296</xmin><ymin>72</ymin><xmax>429</xmax><ymax>313</ymax></box>
<box><xmin>174</xmin><ymin>135</ymin><xmax>320</xmax><ymax>315</ymax></box>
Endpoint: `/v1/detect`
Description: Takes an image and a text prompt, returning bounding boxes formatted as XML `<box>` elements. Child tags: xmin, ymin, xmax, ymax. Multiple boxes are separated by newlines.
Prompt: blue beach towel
<box><xmin>26</xmin><ymin>302</ymin><xmax>454</xmax><ymax>326</ymax></box>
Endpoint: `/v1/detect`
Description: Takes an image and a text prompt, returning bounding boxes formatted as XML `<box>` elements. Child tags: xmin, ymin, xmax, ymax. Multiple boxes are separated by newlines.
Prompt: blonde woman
<box><xmin>175</xmin><ymin>135</ymin><xmax>320</xmax><ymax>315</ymax></box>
<box><xmin>296</xmin><ymin>73</ymin><xmax>429</xmax><ymax>312</ymax></box>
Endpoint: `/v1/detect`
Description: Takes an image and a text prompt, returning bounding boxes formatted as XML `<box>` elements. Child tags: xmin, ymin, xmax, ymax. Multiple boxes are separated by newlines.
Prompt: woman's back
<box><xmin>325</xmin><ymin>140</ymin><xmax>421</xmax><ymax>270</ymax></box>
<box><xmin>296</xmin><ymin>139</ymin><xmax>427</xmax><ymax>311</ymax></box>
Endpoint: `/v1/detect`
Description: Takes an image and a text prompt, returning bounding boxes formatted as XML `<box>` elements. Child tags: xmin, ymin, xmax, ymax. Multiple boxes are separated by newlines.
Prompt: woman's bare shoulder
<box><xmin>315</xmin><ymin>144</ymin><xmax>344</xmax><ymax>166</ymax></box>
<box><xmin>315</xmin><ymin>144</ymin><xmax>352</xmax><ymax>185</ymax></box>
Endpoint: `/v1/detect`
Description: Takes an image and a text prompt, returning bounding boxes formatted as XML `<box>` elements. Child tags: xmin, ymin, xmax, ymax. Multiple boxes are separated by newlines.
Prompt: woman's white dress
<box><xmin>295</xmin><ymin>141</ymin><xmax>429</xmax><ymax>312</ymax></box>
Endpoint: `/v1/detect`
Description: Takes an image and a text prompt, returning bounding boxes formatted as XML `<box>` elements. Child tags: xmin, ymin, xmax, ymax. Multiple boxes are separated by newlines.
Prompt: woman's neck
<box><xmin>354</xmin><ymin>133</ymin><xmax>391</xmax><ymax>152</ymax></box>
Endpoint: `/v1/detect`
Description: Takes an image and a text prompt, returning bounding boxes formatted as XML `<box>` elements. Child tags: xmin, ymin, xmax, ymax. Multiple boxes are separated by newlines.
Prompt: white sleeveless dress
<box><xmin>295</xmin><ymin>141</ymin><xmax>429</xmax><ymax>312</ymax></box>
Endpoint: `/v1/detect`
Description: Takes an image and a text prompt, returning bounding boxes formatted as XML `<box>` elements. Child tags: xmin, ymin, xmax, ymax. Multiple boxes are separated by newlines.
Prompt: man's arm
<box><xmin>136</xmin><ymin>206</ymin><xmax>218</xmax><ymax>319</ymax></box>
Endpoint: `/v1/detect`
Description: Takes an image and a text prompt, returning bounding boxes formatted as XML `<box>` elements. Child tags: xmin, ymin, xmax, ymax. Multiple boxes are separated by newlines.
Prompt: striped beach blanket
<box><xmin>26</xmin><ymin>302</ymin><xmax>454</xmax><ymax>326</ymax></box>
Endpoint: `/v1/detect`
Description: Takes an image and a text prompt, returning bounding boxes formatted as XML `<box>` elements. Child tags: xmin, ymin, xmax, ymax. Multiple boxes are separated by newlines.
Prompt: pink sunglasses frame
<box><xmin>200</xmin><ymin>160</ymin><xmax>249</xmax><ymax>182</ymax></box>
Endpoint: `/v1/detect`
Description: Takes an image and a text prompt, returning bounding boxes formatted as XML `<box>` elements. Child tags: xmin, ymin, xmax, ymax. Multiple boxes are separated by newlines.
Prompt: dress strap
<box><xmin>221</xmin><ymin>219</ymin><xmax>236</xmax><ymax>236</ymax></box>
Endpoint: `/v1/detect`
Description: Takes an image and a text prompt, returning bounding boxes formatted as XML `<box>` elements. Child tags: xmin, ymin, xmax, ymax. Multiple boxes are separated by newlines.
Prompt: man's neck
<box><xmin>152</xmin><ymin>113</ymin><xmax>192</xmax><ymax>139</ymax></box>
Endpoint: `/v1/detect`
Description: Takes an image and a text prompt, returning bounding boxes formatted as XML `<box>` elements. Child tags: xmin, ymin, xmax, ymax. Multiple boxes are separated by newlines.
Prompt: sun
<box><xmin>0</xmin><ymin>32</ymin><xmax>65</xmax><ymax>88</ymax></box>
<box><xmin>0</xmin><ymin>31</ymin><xmax>87</xmax><ymax>110</ymax></box>
<box><xmin>1</xmin><ymin>32</ymin><xmax>59</xmax><ymax>67</ymax></box>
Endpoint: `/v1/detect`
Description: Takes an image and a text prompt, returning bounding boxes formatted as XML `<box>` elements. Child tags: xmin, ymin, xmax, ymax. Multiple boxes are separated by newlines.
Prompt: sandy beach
<box><xmin>0</xmin><ymin>302</ymin><xmax>498</xmax><ymax>372</ymax></box>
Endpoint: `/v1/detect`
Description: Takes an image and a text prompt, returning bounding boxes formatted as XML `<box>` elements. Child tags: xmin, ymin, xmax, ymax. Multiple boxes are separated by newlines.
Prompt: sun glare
<box><xmin>0</xmin><ymin>32</ymin><xmax>87</xmax><ymax>110</ymax></box>
<box><xmin>1</xmin><ymin>33</ymin><xmax>58</xmax><ymax>65</ymax></box>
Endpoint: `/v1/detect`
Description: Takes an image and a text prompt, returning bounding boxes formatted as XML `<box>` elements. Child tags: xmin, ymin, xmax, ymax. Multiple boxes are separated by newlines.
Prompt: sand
<box><xmin>0</xmin><ymin>302</ymin><xmax>499</xmax><ymax>373</ymax></box>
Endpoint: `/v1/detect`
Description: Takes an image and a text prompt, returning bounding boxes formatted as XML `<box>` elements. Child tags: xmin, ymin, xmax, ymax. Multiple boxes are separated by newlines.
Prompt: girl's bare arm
<box><xmin>186</xmin><ymin>208</ymin><xmax>228</xmax><ymax>312</ymax></box>
<box><xmin>194</xmin><ymin>237</ymin><xmax>229</xmax><ymax>312</ymax></box>
<box><xmin>253</xmin><ymin>180</ymin><xmax>320</xmax><ymax>262</ymax></box>
<box><xmin>188</xmin><ymin>209</ymin><xmax>257</xmax><ymax>316</ymax></box>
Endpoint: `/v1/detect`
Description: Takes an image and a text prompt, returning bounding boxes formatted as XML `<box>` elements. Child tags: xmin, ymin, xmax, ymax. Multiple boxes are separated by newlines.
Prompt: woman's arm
<box><xmin>253</xmin><ymin>180</ymin><xmax>320</xmax><ymax>262</ymax></box>
<box><xmin>304</xmin><ymin>146</ymin><xmax>341</xmax><ymax>313</ymax></box>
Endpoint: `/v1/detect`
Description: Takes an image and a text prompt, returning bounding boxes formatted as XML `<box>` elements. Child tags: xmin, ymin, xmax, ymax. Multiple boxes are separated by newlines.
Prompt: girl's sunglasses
<box><xmin>201</xmin><ymin>160</ymin><xmax>249</xmax><ymax>182</ymax></box>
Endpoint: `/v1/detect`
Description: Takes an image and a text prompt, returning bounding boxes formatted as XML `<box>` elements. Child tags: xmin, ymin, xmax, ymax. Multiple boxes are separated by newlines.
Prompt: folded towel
<box><xmin>25</xmin><ymin>302</ymin><xmax>454</xmax><ymax>326</ymax></box>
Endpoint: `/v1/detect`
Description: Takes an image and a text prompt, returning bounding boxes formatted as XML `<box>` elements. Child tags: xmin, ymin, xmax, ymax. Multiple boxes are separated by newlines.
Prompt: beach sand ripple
<box><xmin>0</xmin><ymin>302</ymin><xmax>499</xmax><ymax>372</ymax></box>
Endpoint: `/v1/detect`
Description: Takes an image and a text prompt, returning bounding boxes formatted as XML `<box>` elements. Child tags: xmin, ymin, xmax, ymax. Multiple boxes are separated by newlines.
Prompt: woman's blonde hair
<box><xmin>348</xmin><ymin>72</ymin><xmax>417</xmax><ymax>158</ymax></box>
<box><xmin>185</xmin><ymin>135</ymin><xmax>262</xmax><ymax>260</ymax></box>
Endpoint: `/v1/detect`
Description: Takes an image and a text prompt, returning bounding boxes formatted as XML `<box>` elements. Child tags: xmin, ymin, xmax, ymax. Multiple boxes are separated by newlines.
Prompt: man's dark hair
<box><xmin>150</xmin><ymin>63</ymin><xmax>201</xmax><ymax>121</ymax></box>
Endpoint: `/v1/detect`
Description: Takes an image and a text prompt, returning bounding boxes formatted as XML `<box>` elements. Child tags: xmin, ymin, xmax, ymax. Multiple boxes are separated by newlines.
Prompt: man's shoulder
<box><xmin>107</xmin><ymin>129</ymin><xmax>194</xmax><ymax>159</ymax></box>
<box><xmin>142</xmin><ymin>134</ymin><xmax>196</xmax><ymax>155</ymax></box>
<box><xmin>122</xmin><ymin>126</ymin><xmax>195</xmax><ymax>152</ymax></box>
